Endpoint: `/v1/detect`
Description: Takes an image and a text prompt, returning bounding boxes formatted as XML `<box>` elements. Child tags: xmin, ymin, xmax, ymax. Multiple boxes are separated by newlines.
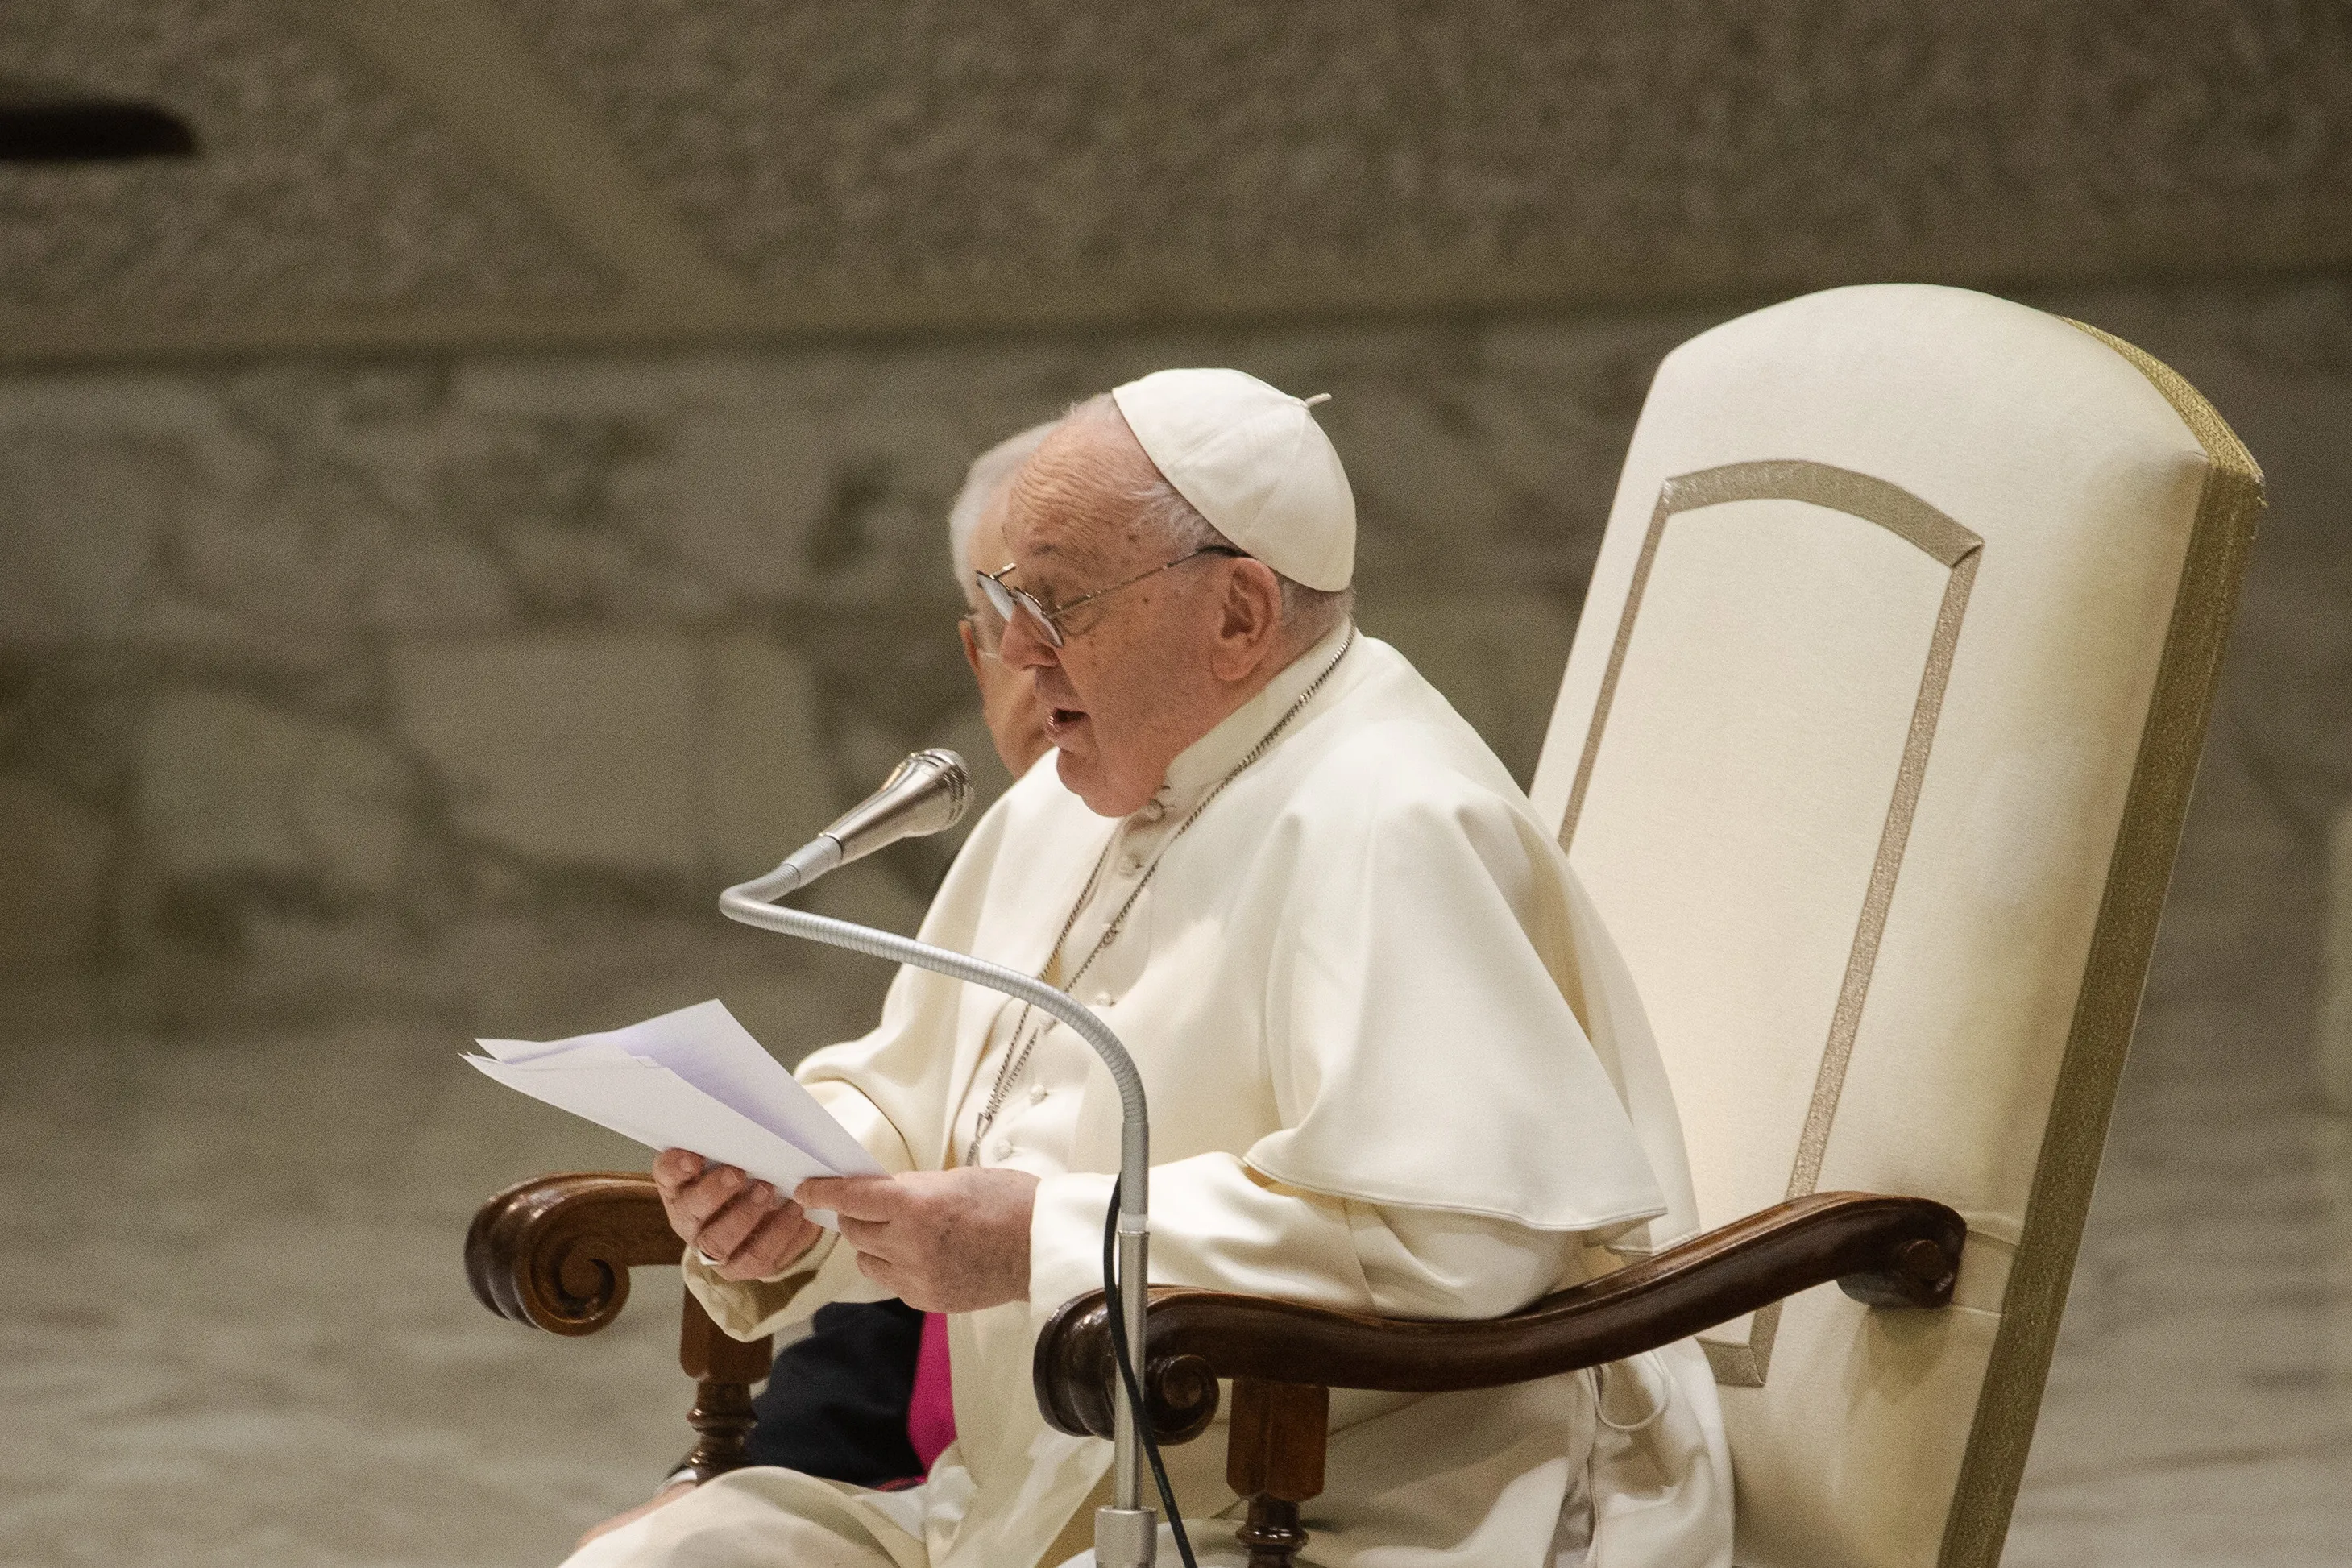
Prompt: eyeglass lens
<box><xmin>975</xmin><ymin>570</ymin><xmax>1063</xmax><ymax>647</ymax></box>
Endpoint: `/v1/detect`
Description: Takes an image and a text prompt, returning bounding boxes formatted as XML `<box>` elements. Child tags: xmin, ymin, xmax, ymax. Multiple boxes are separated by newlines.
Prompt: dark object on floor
<box><xmin>0</xmin><ymin>76</ymin><xmax>196</xmax><ymax>162</ymax></box>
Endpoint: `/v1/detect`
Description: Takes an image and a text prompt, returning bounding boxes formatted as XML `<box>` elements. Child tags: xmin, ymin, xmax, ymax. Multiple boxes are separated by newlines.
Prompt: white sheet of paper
<box><xmin>464</xmin><ymin>1053</ymin><xmax>848</xmax><ymax>1227</ymax></box>
<box><xmin>469</xmin><ymin>999</ymin><xmax>881</xmax><ymax>1230</ymax></box>
<box><xmin>479</xmin><ymin>1001</ymin><xmax>881</xmax><ymax>1177</ymax></box>
<box><xmin>475</xmin><ymin>1039</ymin><xmax>643</xmax><ymax>1069</ymax></box>
<box><xmin>599</xmin><ymin>1000</ymin><xmax>882</xmax><ymax>1177</ymax></box>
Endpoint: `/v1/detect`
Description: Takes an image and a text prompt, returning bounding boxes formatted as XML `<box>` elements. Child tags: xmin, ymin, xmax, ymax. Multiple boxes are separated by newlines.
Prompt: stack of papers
<box><xmin>467</xmin><ymin>999</ymin><xmax>881</xmax><ymax>1228</ymax></box>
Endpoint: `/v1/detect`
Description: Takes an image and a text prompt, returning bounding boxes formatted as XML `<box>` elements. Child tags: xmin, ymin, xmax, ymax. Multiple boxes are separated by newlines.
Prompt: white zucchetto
<box><xmin>1110</xmin><ymin>367</ymin><xmax>1356</xmax><ymax>591</ymax></box>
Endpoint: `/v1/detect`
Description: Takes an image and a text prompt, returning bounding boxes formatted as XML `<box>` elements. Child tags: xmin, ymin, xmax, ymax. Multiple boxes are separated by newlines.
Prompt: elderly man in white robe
<box><xmin>566</xmin><ymin>371</ymin><xmax>1732</xmax><ymax>1568</ymax></box>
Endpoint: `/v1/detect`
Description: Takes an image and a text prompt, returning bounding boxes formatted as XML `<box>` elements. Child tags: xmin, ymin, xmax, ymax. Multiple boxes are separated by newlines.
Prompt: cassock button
<box><xmin>1118</xmin><ymin>852</ymin><xmax>1144</xmax><ymax>875</ymax></box>
<box><xmin>1093</xmin><ymin>991</ymin><xmax>1114</xmax><ymax>1007</ymax></box>
<box><xmin>1137</xmin><ymin>799</ymin><xmax>1168</xmax><ymax>824</ymax></box>
<box><xmin>1028</xmin><ymin>1082</ymin><xmax>1049</xmax><ymax>1104</ymax></box>
<box><xmin>991</xmin><ymin>1137</ymin><xmax>1013</xmax><ymax>1161</ymax></box>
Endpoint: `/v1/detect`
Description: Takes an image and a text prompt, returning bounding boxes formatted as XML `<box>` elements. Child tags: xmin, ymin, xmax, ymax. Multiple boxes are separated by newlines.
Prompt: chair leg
<box><xmin>1225</xmin><ymin>1377</ymin><xmax>1329</xmax><ymax>1568</ymax></box>
<box><xmin>676</xmin><ymin>1288</ymin><xmax>774</xmax><ymax>1480</ymax></box>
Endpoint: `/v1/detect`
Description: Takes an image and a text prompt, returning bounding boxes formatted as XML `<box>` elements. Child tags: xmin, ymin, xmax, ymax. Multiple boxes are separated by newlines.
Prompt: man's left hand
<box><xmin>797</xmin><ymin>1168</ymin><xmax>1040</xmax><ymax>1313</ymax></box>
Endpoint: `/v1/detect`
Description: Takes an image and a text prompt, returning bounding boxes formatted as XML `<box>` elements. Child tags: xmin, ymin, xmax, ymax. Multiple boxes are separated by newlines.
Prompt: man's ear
<box><xmin>1210</xmin><ymin>558</ymin><xmax>1287</xmax><ymax>682</ymax></box>
<box><xmin>958</xmin><ymin>616</ymin><xmax>985</xmax><ymax>678</ymax></box>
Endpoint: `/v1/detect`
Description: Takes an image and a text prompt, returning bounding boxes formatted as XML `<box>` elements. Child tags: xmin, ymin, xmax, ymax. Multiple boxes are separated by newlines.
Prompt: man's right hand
<box><xmin>653</xmin><ymin>1149</ymin><xmax>822</xmax><ymax>1282</ymax></box>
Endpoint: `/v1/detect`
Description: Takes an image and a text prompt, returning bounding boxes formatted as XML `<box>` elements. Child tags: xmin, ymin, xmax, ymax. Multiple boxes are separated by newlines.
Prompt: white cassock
<box><xmin>568</xmin><ymin>623</ymin><xmax>1732</xmax><ymax>1568</ymax></box>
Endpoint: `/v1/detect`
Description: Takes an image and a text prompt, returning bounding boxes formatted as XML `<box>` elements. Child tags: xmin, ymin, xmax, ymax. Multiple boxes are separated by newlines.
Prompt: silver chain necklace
<box><xmin>962</xmin><ymin>627</ymin><xmax>1357</xmax><ymax>1166</ymax></box>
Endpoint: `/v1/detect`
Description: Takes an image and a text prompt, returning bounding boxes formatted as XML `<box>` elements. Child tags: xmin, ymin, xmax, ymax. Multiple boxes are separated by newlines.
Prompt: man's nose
<box><xmin>996</xmin><ymin>606</ymin><xmax>1056</xmax><ymax>670</ymax></box>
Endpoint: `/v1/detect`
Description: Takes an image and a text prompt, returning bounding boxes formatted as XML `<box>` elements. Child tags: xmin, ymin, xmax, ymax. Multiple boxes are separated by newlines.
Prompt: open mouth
<box><xmin>1045</xmin><ymin>707</ymin><xmax>1088</xmax><ymax>736</ymax></box>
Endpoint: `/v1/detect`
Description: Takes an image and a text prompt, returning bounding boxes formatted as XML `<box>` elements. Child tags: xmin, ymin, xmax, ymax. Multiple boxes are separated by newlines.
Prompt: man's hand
<box><xmin>797</xmin><ymin>1168</ymin><xmax>1040</xmax><ymax>1313</ymax></box>
<box><xmin>653</xmin><ymin>1149</ymin><xmax>822</xmax><ymax>1283</ymax></box>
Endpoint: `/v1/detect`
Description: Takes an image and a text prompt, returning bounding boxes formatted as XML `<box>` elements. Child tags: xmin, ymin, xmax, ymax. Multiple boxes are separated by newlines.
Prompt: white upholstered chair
<box><xmin>473</xmin><ymin>284</ymin><xmax>2262</xmax><ymax>1568</ymax></box>
<box><xmin>1516</xmin><ymin>282</ymin><xmax>2263</xmax><ymax>1568</ymax></box>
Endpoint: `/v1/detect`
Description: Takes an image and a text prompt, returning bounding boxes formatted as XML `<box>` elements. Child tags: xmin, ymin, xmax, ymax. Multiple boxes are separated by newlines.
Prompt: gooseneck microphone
<box><xmin>719</xmin><ymin>750</ymin><xmax>1172</xmax><ymax>1568</ymax></box>
<box><xmin>736</xmin><ymin>748</ymin><xmax>974</xmax><ymax>900</ymax></box>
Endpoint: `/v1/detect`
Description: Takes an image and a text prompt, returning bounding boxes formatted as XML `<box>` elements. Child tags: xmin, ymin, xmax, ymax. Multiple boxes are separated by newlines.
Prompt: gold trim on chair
<box><xmin>1932</xmin><ymin>326</ymin><xmax>2266</xmax><ymax>1568</ymax></box>
<box><xmin>1558</xmin><ymin>459</ymin><xmax>1984</xmax><ymax>1388</ymax></box>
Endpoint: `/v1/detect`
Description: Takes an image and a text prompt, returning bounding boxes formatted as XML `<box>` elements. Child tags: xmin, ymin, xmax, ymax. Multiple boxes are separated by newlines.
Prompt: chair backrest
<box><xmin>1525</xmin><ymin>284</ymin><xmax>2260</xmax><ymax>1568</ymax></box>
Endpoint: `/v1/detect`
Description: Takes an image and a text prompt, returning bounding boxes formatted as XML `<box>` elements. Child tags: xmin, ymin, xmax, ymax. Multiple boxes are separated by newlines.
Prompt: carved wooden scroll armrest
<box><xmin>1032</xmin><ymin>1191</ymin><xmax>1962</xmax><ymax>1567</ymax></box>
<box><xmin>1035</xmin><ymin>1190</ymin><xmax>1964</xmax><ymax>1440</ymax></box>
<box><xmin>467</xmin><ymin>1172</ymin><xmax>682</xmax><ymax>1334</ymax></box>
<box><xmin>465</xmin><ymin>1172</ymin><xmax>774</xmax><ymax>1482</ymax></box>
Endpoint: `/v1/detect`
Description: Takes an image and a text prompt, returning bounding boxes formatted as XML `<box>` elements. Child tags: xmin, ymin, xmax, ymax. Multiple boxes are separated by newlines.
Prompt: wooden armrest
<box><xmin>1034</xmin><ymin>1189</ymin><xmax>1964</xmax><ymax>1441</ymax></box>
<box><xmin>465</xmin><ymin>1170</ymin><xmax>774</xmax><ymax>1479</ymax></box>
<box><xmin>465</xmin><ymin>1171</ymin><xmax>682</xmax><ymax>1336</ymax></box>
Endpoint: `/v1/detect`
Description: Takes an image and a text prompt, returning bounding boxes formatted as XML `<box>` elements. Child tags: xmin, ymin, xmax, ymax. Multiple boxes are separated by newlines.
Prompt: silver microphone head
<box><xmin>819</xmin><ymin>749</ymin><xmax>973</xmax><ymax>866</ymax></box>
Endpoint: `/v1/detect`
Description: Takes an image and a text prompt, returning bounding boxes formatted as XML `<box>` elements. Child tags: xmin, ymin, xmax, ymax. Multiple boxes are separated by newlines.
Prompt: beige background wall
<box><xmin>0</xmin><ymin>316</ymin><xmax>1636</xmax><ymax>1042</ymax></box>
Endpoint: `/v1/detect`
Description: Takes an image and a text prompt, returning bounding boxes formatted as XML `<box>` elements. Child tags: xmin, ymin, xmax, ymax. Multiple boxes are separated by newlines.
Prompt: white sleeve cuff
<box><xmin>1028</xmin><ymin>1171</ymin><xmax>1118</xmax><ymax>1323</ymax></box>
<box><xmin>681</xmin><ymin>1228</ymin><xmax>841</xmax><ymax>1340</ymax></box>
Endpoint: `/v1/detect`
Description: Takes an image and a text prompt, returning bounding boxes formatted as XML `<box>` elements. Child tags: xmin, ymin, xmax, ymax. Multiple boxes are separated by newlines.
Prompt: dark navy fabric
<box><xmin>740</xmin><ymin>1298</ymin><xmax>925</xmax><ymax>1487</ymax></box>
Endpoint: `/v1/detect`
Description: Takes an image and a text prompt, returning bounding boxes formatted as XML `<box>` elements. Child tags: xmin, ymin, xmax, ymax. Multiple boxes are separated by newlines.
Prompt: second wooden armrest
<box><xmin>1034</xmin><ymin>1189</ymin><xmax>1965</xmax><ymax>1442</ymax></box>
<box><xmin>466</xmin><ymin>1171</ymin><xmax>682</xmax><ymax>1335</ymax></box>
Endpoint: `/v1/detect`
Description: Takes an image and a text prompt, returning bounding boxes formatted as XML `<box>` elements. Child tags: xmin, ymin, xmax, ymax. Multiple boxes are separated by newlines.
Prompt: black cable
<box><xmin>1101</xmin><ymin>1180</ymin><xmax>1198</xmax><ymax>1568</ymax></box>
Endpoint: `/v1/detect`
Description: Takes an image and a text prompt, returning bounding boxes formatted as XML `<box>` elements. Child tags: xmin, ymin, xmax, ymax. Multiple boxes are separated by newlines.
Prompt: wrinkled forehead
<box><xmin>1003</xmin><ymin>413</ymin><xmax>1155</xmax><ymax>577</ymax></box>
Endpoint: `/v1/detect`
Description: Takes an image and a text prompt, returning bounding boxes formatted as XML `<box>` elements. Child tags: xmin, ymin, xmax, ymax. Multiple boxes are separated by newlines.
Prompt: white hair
<box><xmin>948</xmin><ymin>421</ymin><xmax>1058</xmax><ymax>602</ymax></box>
<box><xmin>1071</xmin><ymin>392</ymin><xmax>1354</xmax><ymax>643</ymax></box>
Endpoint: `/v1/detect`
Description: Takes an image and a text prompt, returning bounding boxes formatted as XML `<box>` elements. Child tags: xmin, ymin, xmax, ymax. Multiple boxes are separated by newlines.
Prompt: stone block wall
<box><xmin>2</xmin><ymin>284</ymin><xmax>2348</xmax><ymax>1064</ymax></box>
<box><xmin>0</xmin><ymin>316</ymin><xmax>1678</xmax><ymax>1043</ymax></box>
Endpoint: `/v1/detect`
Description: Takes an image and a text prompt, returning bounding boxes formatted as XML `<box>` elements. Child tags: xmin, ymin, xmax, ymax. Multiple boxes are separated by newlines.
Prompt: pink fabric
<box><xmin>907</xmin><ymin>1311</ymin><xmax>956</xmax><ymax>1473</ymax></box>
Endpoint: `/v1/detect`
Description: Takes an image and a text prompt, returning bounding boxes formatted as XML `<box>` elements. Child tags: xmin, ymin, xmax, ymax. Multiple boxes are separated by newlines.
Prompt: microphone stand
<box><xmin>720</xmin><ymin>865</ymin><xmax>1162</xmax><ymax>1568</ymax></box>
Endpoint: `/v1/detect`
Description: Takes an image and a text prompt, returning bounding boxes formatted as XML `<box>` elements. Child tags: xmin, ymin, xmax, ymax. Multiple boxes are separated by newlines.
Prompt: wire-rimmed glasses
<box><xmin>974</xmin><ymin>545</ymin><xmax>1245</xmax><ymax>649</ymax></box>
